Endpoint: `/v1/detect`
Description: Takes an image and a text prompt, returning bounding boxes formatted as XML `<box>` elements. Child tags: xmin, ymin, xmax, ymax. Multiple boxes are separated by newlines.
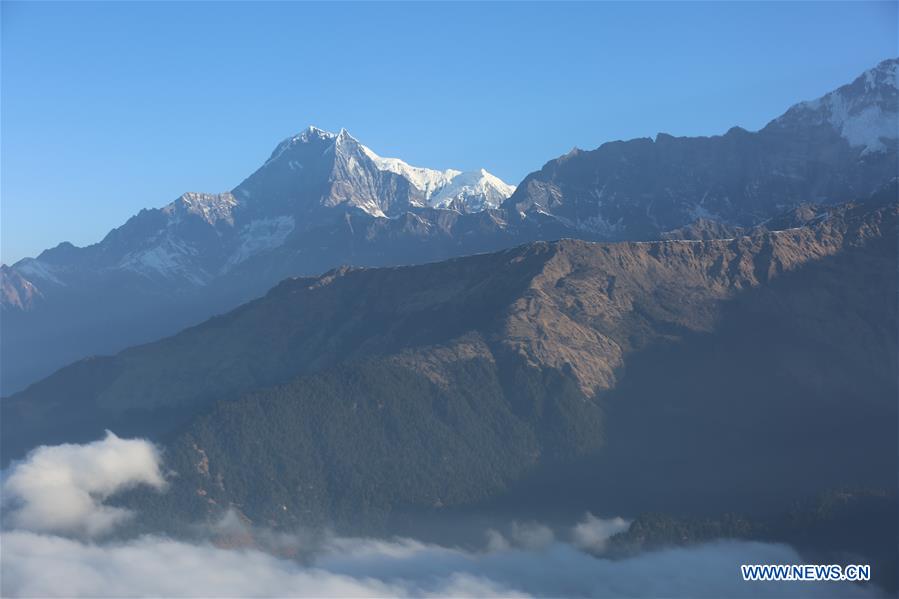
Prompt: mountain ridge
<box><xmin>504</xmin><ymin>59</ymin><xmax>897</xmax><ymax>239</ymax></box>
<box><xmin>3</xmin><ymin>195</ymin><xmax>894</xmax><ymax>537</ymax></box>
<box><xmin>4</xmin><ymin>193</ymin><xmax>894</xmax><ymax>457</ymax></box>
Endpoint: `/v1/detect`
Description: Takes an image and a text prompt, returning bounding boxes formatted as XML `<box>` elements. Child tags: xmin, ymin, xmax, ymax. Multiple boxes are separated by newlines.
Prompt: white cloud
<box><xmin>2</xmin><ymin>431</ymin><xmax>165</xmax><ymax>537</ymax></box>
<box><xmin>0</xmin><ymin>531</ymin><xmax>516</xmax><ymax>598</ymax></box>
<box><xmin>508</xmin><ymin>521</ymin><xmax>555</xmax><ymax>550</ymax></box>
<box><xmin>1</xmin><ymin>530</ymin><xmax>882</xmax><ymax>599</ymax></box>
<box><xmin>571</xmin><ymin>512</ymin><xmax>631</xmax><ymax>553</ymax></box>
<box><xmin>485</xmin><ymin>528</ymin><xmax>511</xmax><ymax>552</ymax></box>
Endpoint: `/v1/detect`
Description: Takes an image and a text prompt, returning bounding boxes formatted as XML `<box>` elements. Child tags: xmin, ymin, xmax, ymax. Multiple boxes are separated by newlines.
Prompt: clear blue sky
<box><xmin>2</xmin><ymin>1</ymin><xmax>896</xmax><ymax>264</ymax></box>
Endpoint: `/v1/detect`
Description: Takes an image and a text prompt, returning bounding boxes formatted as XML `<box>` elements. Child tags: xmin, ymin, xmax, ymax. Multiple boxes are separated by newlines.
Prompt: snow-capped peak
<box><xmin>359</xmin><ymin>143</ymin><xmax>461</xmax><ymax>199</ymax></box>
<box><xmin>299</xmin><ymin>125</ymin><xmax>337</xmax><ymax>142</ymax></box>
<box><xmin>249</xmin><ymin>125</ymin><xmax>516</xmax><ymax>216</ymax></box>
<box><xmin>356</xmin><ymin>140</ymin><xmax>514</xmax><ymax>210</ymax></box>
<box><xmin>265</xmin><ymin>126</ymin><xmax>338</xmax><ymax>165</ymax></box>
<box><xmin>863</xmin><ymin>58</ymin><xmax>898</xmax><ymax>92</ymax></box>
<box><xmin>428</xmin><ymin>168</ymin><xmax>516</xmax><ymax>212</ymax></box>
<box><xmin>163</xmin><ymin>192</ymin><xmax>238</xmax><ymax>227</ymax></box>
<box><xmin>772</xmin><ymin>58</ymin><xmax>898</xmax><ymax>154</ymax></box>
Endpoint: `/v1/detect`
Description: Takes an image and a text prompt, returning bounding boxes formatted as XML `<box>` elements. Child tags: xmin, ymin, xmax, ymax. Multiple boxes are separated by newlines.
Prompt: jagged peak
<box><xmin>333</xmin><ymin>128</ymin><xmax>366</xmax><ymax>154</ymax></box>
<box><xmin>163</xmin><ymin>192</ymin><xmax>238</xmax><ymax>226</ymax></box>
<box><xmin>175</xmin><ymin>191</ymin><xmax>237</xmax><ymax>205</ymax></box>
<box><xmin>252</xmin><ymin>125</ymin><xmax>514</xmax><ymax>214</ymax></box>
<box><xmin>298</xmin><ymin>125</ymin><xmax>337</xmax><ymax>142</ymax></box>
<box><xmin>768</xmin><ymin>57</ymin><xmax>898</xmax><ymax>154</ymax></box>
<box><xmin>865</xmin><ymin>57</ymin><xmax>898</xmax><ymax>90</ymax></box>
<box><xmin>356</xmin><ymin>141</ymin><xmax>514</xmax><ymax>208</ymax></box>
<box><xmin>265</xmin><ymin>125</ymin><xmax>339</xmax><ymax>164</ymax></box>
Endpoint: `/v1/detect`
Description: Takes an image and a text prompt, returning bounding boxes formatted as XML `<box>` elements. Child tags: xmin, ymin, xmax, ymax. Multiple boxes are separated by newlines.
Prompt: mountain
<box><xmin>770</xmin><ymin>57</ymin><xmax>898</xmax><ymax>155</ymax></box>
<box><xmin>505</xmin><ymin>58</ymin><xmax>898</xmax><ymax>239</ymax></box>
<box><xmin>2</xmin><ymin>59</ymin><xmax>897</xmax><ymax>395</ymax></box>
<box><xmin>4</xmin><ymin>195</ymin><xmax>895</xmax><ymax>534</ymax></box>
<box><xmin>238</xmin><ymin>126</ymin><xmax>514</xmax><ymax>220</ymax></box>
<box><xmin>4</xmin><ymin>127</ymin><xmax>514</xmax><ymax>294</ymax></box>
<box><xmin>0</xmin><ymin>129</ymin><xmax>517</xmax><ymax>393</ymax></box>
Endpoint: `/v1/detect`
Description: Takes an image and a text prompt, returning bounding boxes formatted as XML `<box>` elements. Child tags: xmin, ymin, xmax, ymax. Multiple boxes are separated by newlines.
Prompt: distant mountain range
<box><xmin>2</xmin><ymin>58</ymin><xmax>896</xmax><ymax>394</ymax></box>
<box><xmin>507</xmin><ymin>57</ymin><xmax>897</xmax><ymax>237</ymax></box>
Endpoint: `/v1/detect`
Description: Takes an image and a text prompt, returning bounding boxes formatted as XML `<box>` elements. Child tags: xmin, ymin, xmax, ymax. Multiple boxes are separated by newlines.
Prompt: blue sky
<box><xmin>2</xmin><ymin>1</ymin><xmax>896</xmax><ymax>264</ymax></box>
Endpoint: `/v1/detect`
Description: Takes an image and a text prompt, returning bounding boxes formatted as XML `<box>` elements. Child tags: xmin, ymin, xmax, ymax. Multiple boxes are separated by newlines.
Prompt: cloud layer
<box><xmin>0</xmin><ymin>433</ymin><xmax>885</xmax><ymax>598</ymax></box>
<box><xmin>2</xmin><ymin>431</ymin><xmax>165</xmax><ymax>537</ymax></box>
<box><xmin>3</xmin><ymin>530</ymin><xmax>881</xmax><ymax>598</ymax></box>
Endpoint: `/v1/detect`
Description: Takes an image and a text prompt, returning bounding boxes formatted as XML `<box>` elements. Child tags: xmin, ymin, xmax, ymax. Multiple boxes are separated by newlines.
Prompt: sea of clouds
<box><xmin>0</xmin><ymin>432</ymin><xmax>885</xmax><ymax>598</ymax></box>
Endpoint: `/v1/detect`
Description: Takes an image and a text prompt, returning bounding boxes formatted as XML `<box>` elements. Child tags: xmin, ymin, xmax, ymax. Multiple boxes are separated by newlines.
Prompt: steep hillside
<box><xmin>150</xmin><ymin>200</ymin><xmax>899</xmax><ymax>530</ymax></box>
<box><xmin>5</xmin><ymin>198</ymin><xmax>895</xmax><ymax>532</ymax></box>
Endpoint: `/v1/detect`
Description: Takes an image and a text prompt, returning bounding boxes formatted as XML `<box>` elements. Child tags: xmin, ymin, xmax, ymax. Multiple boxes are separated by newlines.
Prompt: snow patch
<box><xmin>119</xmin><ymin>238</ymin><xmax>208</xmax><ymax>285</ymax></box>
<box><xmin>839</xmin><ymin>104</ymin><xmax>896</xmax><ymax>154</ymax></box>
<box><xmin>225</xmin><ymin>216</ymin><xmax>295</xmax><ymax>269</ymax></box>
